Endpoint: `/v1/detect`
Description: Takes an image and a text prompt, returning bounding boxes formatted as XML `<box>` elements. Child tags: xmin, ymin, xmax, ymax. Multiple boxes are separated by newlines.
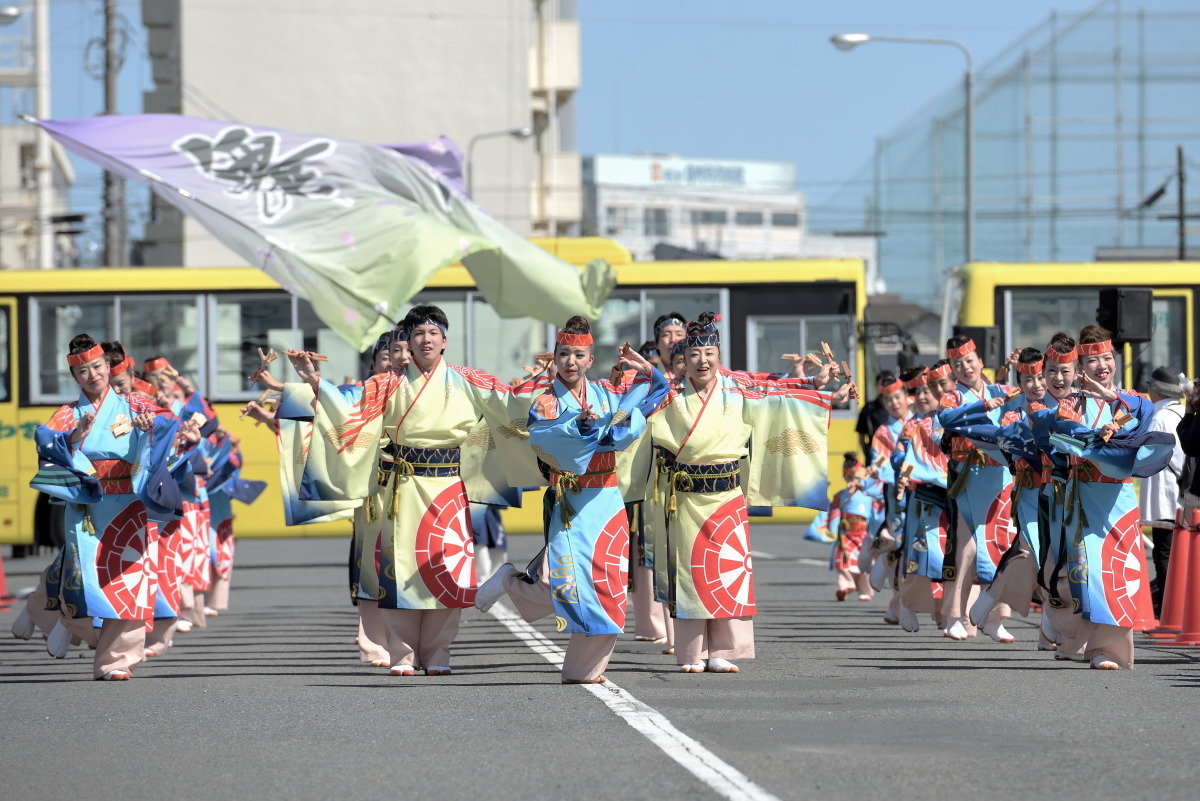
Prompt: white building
<box><xmin>138</xmin><ymin>0</ymin><xmax>582</xmax><ymax>267</ymax></box>
<box><xmin>583</xmin><ymin>153</ymin><xmax>879</xmax><ymax>290</ymax></box>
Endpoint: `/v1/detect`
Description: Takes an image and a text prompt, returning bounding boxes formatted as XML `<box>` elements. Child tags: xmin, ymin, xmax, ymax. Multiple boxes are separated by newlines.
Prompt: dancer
<box><xmin>938</xmin><ymin>336</ymin><xmax>1017</xmax><ymax>642</ymax></box>
<box><xmin>289</xmin><ymin>305</ymin><xmax>542</xmax><ymax>677</ymax></box>
<box><xmin>31</xmin><ymin>334</ymin><xmax>193</xmax><ymax>680</ymax></box>
<box><xmin>476</xmin><ymin>317</ymin><xmax>667</xmax><ymax>683</ymax></box>
<box><xmin>650</xmin><ymin>313</ymin><xmax>839</xmax><ymax>674</ymax></box>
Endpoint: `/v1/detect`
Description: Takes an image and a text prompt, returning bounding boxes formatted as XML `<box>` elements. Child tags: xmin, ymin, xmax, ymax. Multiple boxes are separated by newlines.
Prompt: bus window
<box><xmin>32</xmin><ymin>297</ymin><xmax>115</xmax><ymax>401</ymax></box>
<box><xmin>590</xmin><ymin>290</ymin><xmax>642</xmax><ymax>360</ymax></box>
<box><xmin>1006</xmin><ymin>288</ymin><xmax>1096</xmax><ymax>352</ymax></box>
<box><xmin>210</xmin><ymin>294</ymin><xmax>294</xmax><ymax>399</ymax></box>
<box><xmin>1139</xmin><ymin>296</ymin><xmax>1188</xmax><ymax>386</ymax></box>
<box><xmin>643</xmin><ymin>289</ymin><xmax>725</xmax><ymax>344</ymax></box>
<box><xmin>118</xmin><ymin>296</ymin><xmax>203</xmax><ymax>384</ymax></box>
<box><xmin>745</xmin><ymin>314</ymin><xmax>856</xmax><ymax>410</ymax></box>
<box><xmin>471</xmin><ymin>295</ymin><xmax>547</xmax><ymax>382</ymax></box>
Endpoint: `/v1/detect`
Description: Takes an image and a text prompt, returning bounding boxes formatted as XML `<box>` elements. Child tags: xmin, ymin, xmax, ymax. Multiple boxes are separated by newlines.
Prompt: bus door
<box><xmin>0</xmin><ymin>297</ymin><xmax>19</xmax><ymax>543</ymax></box>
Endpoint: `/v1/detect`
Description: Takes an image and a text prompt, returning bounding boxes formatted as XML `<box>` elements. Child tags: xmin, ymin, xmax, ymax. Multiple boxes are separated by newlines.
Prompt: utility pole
<box><xmin>1178</xmin><ymin>145</ymin><xmax>1186</xmax><ymax>261</ymax></box>
<box><xmin>103</xmin><ymin>0</ymin><xmax>126</xmax><ymax>266</ymax></box>
<box><xmin>34</xmin><ymin>0</ymin><xmax>52</xmax><ymax>268</ymax></box>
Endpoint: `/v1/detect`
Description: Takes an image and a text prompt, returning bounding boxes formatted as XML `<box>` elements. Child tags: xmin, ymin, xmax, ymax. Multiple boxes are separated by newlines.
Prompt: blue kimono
<box><xmin>529</xmin><ymin>369</ymin><xmax>669</xmax><ymax>636</ymax></box>
<box><xmin>32</xmin><ymin>388</ymin><xmax>179</xmax><ymax>621</ymax></box>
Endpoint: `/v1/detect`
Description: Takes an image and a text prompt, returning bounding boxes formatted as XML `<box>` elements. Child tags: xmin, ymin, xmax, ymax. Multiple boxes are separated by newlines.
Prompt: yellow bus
<box><xmin>0</xmin><ymin>237</ymin><xmax>866</xmax><ymax>545</ymax></box>
<box><xmin>954</xmin><ymin>261</ymin><xmax>1196</xmax><ymax>386</ymax></box>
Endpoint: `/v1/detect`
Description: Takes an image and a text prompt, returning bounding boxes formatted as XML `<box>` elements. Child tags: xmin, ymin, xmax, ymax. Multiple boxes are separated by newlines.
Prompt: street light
<box><xmin>830</xmin><ymin>32</ymin><xmax>975</xmax><ymax>264</ymax></box>
<box><xmin>0</xmin><ymin>6</ymin><xmax>21</xmax><ymax>25</ymax></box>
<box><xmin>465</xmin><ymin>126</ymin><xmax>534</xmax><ymax>198</ymax></box>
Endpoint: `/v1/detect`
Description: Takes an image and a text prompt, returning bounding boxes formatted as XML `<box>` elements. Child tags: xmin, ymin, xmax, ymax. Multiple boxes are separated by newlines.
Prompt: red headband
<box><xmin>903</xmin><ymin>370</ymin><xmax>929</xmax><ymax>390</ymax></box>
<box><xmin>110</xmin><ymin>356</ymin><xmax>134</xmax><ymax>376</ymax></box>
<box><xmin>67</xmin><ymin>344</ymin><xmax>105</xmax><ymax>367</ymax></box>
<box><xmin>946</xmin><ymin>340</ymin><xmax>976</xmax><ymax>360</ymax></box>
<box><xmin>1016</xmin><ymin>359</ymin><xmax>1044</xmax><ymax>376</ymax></box>
<box><xmin>879</xmin><ymin>378</ymin><xmax>904</xmax><ymax>395</ymax></box>
<box><xmin>1078</xmin><ymin>340</ymin><xmax>1113</xmax><ymax>356</ymax></box>
<box><xmin>143</xmin><ymin>357</ymin><xmax>170</xmax><ymax>373</ymax></box>
<box><xmin>556</xmin><ymin>331</ymin><xmax>593</xmax><ymax>347</ymax></box>
<box><xmin>1044</xmin><ymin>346</ymin><xmax>1078</xmax><ymax>364</ymax></box>
<box><xmin>133</xmin><ymin>377</ymin><xmax>156</xmax><ymax>395</ymax></box>
<box><xmin>928</xmin><ymin>363</ymin><xmax>952</xmax><ymax>380</ymax></box>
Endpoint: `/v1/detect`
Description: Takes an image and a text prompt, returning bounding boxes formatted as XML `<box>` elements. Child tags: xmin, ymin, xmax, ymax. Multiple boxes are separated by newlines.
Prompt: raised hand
<box><xmin>284</xmin><ymin>350</ymin><xmax>321</xmax><ymax>391</ymax></box>
<box><xmin>617</xmin><ymin>341</ymin><xmax>654</xmax><ymax>376</ymax></box>
<box><xmin>1078</xmin><ymin>372</ymin><xmax>1117</xmax><ymax>402</ymax></box>
<box><xmin>132</xmin><ymin>412</ymin><xmax>156</xmax><ymax>432</ymax></box>
<box><xmin>248</xmin><ymin>367</ymin><xmax>284</xmax><ymax>392</ymax></box>
<box><xmin>71</xmin><ymin>413</ymin><xmax>95</xmax><ymax>445</ymax></box>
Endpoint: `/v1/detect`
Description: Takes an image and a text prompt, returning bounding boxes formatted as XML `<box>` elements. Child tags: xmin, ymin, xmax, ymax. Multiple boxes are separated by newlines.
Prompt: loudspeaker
<box><xmin>951</xmin><ymin>325</ymin><xmax>1000</xmax><ymax>368</ymax></box>
<box><xmin>1096</xmin><ymin>287</ymin><xmax>1153</xmax><ymax>343</ymax></box>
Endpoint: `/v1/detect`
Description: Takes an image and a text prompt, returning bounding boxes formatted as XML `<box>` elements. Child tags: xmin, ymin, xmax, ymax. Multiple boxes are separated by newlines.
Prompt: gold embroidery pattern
<box><xmin>463</xmin><ymin>425</ymin><xmax>496</xmax><ymax>451</ymax></box>
<box><xmin>610</xmin><ymin>410</ymin><xmax>629</xmax><ymax>426</ymax></box>
<box><xmin>531</xmin><ymin>444</ymin><xmax>562</xmax><ymax>471</ymax></box>
<box><xmin>764</xmin><ymin>428</ymin><xmax>821</xmax><ymax>456</ymax></box>
<box><xmin>322</xmin><ymin>425</ymin><xmax>376</xmax><ymax>453</ymax></box>
<box><xmin>497</xmin><ymin>418</ymin><xmax>529</xmax><ymax>440</ymax></box>
<box><xmin>130</xmin><ymin>462</ymin><xmax>142</xmax><ymax>477</ymax></box>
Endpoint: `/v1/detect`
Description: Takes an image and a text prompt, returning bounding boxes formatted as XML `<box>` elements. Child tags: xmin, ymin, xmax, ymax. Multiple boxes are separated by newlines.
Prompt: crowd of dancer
<box><xmin>11</xmin><ymin>338</ymin><xmax>261</xmax><ymax>679</ymax></box>
<box><xmin>14</xmin><ymin>305</ymin><xmax>1171</xmax><ymax>683</ymax></box>
<box><xmin>236</xmin><ymin>305</ymin><xmax>850</xmax><ymax>683</ymax></box>
<box><xmin>818</xmin><ymin>326</ymin><xmax>1176</xmax><ymax>670</ymax></box>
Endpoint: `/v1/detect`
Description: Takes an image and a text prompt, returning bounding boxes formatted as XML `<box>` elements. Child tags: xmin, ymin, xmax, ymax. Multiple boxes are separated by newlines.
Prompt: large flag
<box><xmin>31</xmin><ymin>114</ymin><xmax>615</xmax><ymax>350</ymax></box>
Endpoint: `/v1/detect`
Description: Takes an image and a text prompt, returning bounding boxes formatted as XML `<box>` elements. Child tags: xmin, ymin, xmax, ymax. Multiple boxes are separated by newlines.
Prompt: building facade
<box><xmin>138</xmin><ymin>0</ymin><xmax>581</xmax><ymax>267</ymax></box>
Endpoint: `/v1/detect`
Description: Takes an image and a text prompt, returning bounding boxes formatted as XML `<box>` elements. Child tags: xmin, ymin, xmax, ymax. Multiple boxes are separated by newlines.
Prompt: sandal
<box><xmin>425</xmin><ymin>666</ymin><xmax>452</xmax><ymax>676</ymax></box>
<box><xmin>389</xmin><ymin>664</ymin><xmax>415</xmax><ymax>676</ymax></box>
<box><xmin>97</xmin><ymin>670</ymin><xmax>132</xmax><ymax>681</ymax></box>
<box><xmin>679</xmin><ymin>660</ymin><xmax>707</xmax><ymax>674</ymax></box>
<box><xmin>706</xmin><ymin>658</ymin><xmax>740</xmax><ymax>673</ymax></box>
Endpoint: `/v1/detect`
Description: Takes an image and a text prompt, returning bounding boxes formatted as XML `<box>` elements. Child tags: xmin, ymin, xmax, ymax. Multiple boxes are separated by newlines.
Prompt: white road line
<box><xmin>489</xmin><ymin>602</ymin><xmax>782</xmax><ymax>801</ymax></box>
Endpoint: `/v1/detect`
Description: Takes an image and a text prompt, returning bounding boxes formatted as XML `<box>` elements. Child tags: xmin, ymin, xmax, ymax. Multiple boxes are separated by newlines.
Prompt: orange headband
<box><xmin>67</xmin><ymin>344</ymin><xmax>104</xmax><ymax>367</ymax></box>
<box><xmin>143</xmin><ymin>357</ymin><xmax>170</xmax><ymax>373</ymax></box>
<box><xmin>1044</xmin><ymin>346</ymin><xmax>1078</xmax><ymax>364</ymax></box>
<box><xmin>110</xmin><ymin>356</ymin><xmax>134</xmax><ymax>376</ymax></box>
<box><xmin>556</xmin><ymin>331</ymin><xmax>593</xmax><ymax>347</ymax></box>
<box><xmin>1016</xmin><ymin>359</ymin><xmax>1044</xmax><ymax>376</ymax></box>
<box><xmin>903</xmin><ymin>370</ymin><xmax>929</xmax><ymax>390</ymax></box>
<box><xmin>879</xmin><ymin>378</ymin><xmax>904</xmax><ymax>395</ymax></box>
<box><xmin>1078</xmin><ymin>340</ymin><xmax>1113</xmax><ymax>356</ymax></box>
<box><xmin>928</xmin><ymin>363</ymin><xmax>952</xmax><ymax>380</ymax></box>
<box><xmin>946</xmin><ymin>340</ymin><xmax>976</xmax><ymax>360</ymax></box>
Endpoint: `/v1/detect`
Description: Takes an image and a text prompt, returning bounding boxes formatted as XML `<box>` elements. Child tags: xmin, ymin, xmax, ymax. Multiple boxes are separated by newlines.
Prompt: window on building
<box><xmin>690</xmin><ymin>210</ymin><xmax>727</xmax><ymax>226</ymax></box>
<box><xmin>644</xmin><ymin>208</ymin><xmax>670</xmax><ymax>237</ymax></box>
<box><xmin>771</xmin><ymin>212</ymin><xmax>800</xmax><ymax>228</ymax></box>
<box><xmin>605</xmin><ymin>206</ymin><xmax>637</xmax><ymax>236</ymax></box>
<box><xmin>736</xmin><ymin>211</ymin><xmax>764</xmax><ymax>226</ymax></box>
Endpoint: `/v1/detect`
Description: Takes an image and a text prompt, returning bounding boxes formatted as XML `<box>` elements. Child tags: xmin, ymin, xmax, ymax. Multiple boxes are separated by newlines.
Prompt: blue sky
<box><xmin>33</xmin><ymin>0</ymin><xmax>1167</xmax><ymax>259</ymax></box>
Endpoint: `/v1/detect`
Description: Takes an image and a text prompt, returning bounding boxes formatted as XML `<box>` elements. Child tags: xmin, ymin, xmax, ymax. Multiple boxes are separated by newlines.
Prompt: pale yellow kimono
<box><xmin>649</xmin><ymin>369</ymin><xmax>831</xmax><ymax>619</ymax></box>
<box><xmin>305</xmin><ymin>357</ymin><xmax>540</xmax><ymax>610</ymax></box>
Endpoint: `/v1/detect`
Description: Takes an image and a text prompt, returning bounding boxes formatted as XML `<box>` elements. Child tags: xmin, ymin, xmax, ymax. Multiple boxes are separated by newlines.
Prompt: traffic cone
<box><xmin>1146</xmin><ymin>509</ymin><xmax>1198</xmax><ymax>639</ymax></box>
<box><xmin>1129</xmin><ymin>530</ymin><xmax>1159</xmax><ymax>632</ymax></box>
<box><xmin>1171</xmin><ymin>524</ymin><xmax>1200</xmax><ymax>646</ymax></box>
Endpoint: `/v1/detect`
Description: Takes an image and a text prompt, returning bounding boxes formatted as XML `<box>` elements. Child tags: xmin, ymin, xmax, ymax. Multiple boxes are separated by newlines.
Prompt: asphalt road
<box><xmin>2</xmin><ymin>526</ymin><xmax>1198</xmax><ymax>801</ymax></box>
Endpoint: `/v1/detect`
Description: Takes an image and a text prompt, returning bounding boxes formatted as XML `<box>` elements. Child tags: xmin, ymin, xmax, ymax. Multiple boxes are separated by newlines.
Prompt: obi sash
<box><xmin>379</xmin><ymin>444</ymin><xmax>461</xmax><ymax>480</ymax></box>
<box><xmin>94</xmin><ymin>459</ymin><xmax>136</xmax><ymax>495</ymax></box>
